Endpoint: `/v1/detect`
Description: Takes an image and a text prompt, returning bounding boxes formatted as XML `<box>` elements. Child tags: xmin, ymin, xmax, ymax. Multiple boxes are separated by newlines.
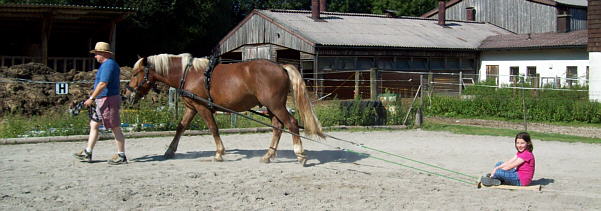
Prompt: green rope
<box><xmin>359</xmin><ymin>145</ymin><xmax>478</xmax><ymax>180</ymax></box>
<box><xmin>345</xmin><ymin>149</ymin><xmax>476</xmax><ymax>185</ymax></box>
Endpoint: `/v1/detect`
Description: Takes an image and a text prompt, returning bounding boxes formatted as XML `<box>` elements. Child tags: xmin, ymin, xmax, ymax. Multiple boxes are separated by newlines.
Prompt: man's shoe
<box><xmin>480</xmin><ymin>176</ymin><xmax>501</xmax><ymax>186</ymax></box>
<box><xmin>73</xmin><ymin>149</ymin><xmax>92</xmax><ymax>162</ymax></box>
<box><xmin>108</xmin><ymin>154</ymin><xmax>128</xmax><ymax>165</ymax></box>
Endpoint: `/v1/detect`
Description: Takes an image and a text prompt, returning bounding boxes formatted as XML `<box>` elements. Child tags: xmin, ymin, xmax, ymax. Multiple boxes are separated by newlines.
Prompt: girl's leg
<box><xmin>492</xmin><ymin>161</ymin><xmax>521</xmax><ymax>186</ymax></box>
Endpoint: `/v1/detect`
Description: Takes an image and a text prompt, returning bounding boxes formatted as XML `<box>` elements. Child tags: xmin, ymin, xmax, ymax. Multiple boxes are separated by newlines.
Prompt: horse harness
<box><xmin>176</xmin><ymin>56</ymin><xmax>219</xmax><ymax>109</ymax></box>
<box><xmin>126</xmin><ymin>62</ymin><xmax>154</xmax><ymax>96</ymax></box>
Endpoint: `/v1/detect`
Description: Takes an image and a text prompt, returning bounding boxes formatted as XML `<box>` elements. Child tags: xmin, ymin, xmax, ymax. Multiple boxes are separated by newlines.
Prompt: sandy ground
<box><xmin>1</xmin><ymin>130</ymin><xmax>600</xmax><ymax>210</ymax></box>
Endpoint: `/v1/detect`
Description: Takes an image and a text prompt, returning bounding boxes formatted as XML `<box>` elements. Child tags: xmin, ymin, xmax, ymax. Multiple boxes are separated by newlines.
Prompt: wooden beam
<box><xmin>477</xmin><ymin>182</ymin><xmax>542</xmax><ymax>191</ymax></box>
<box><xmin>41</xmin><ymin>13</ymin><xmax>53</xmax><ymax>66</ymax></box>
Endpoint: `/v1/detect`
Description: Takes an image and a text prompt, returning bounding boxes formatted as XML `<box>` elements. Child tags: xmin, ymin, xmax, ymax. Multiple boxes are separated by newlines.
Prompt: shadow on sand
<box><xmin>531</xmin><ymin>178</ymin><xmax>555</xmax><ymax>186</ymax></box>
<box><xmin>131</xmin><ymin>148</ymin><xmax>368</xmax><ymax>166</ymax></box>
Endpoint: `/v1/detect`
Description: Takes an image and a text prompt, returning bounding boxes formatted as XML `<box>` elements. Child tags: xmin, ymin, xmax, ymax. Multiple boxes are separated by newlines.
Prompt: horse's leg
<box><xmin>164</xmin><ymin>107</ymin><xmax>197</xmax><ymax>159</ymax></box>
<box><xmin>270</xmin><ymin>107</ymin><xmax>306</xmax><ymax>166</ymax></box>
<box><xmin>197</xmin><ymin>107</ymin><xmax>225</xmax><ymax>162</ymax></box>
<box><xmin>260</xmin><ymin>115</ymin><xmax>283</xmax><ymax>163</ymax></box>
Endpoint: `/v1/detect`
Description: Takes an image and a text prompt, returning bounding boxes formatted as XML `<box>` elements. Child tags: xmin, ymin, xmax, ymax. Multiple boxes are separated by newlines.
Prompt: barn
<box><xmin>0</xmin><ymin>3</ymin><xmax>135</xmax><ymax>72</ymax></box>
<box><xmin>421</xmin><ymin>0</ymin><xmax>588</xmax><ymax>34</ymax></box>
<box><xmin>217</xmin><ymin>3</ymin><xmax>511</xmax><ymax>99</ymax></box>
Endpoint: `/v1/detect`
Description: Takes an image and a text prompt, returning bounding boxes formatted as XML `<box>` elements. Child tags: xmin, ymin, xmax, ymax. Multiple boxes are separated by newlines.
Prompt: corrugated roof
<box><xmin>259</xmin><ymin>10</ymin><xmax>511</xmax><ymax>50</ymax></box>
<box><xmin>479</xmin><ymin>30</ymin><xmax>587</xmax><ymax>49</ymax></box>
<box><xmin>0</xmin><ymin>3</ymin><xmax>136</xmax><ymax>11</ymax></box>
<box><xmin>555</xmin><ymin>0</ymin><xmax>587</xmax><ymax>7</ymax></box>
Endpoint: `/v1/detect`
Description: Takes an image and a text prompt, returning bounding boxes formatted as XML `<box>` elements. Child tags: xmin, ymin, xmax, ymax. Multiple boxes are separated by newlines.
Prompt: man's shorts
<box><xmin>94</xmin><ymin>95</ymin><xmax>121</xmax><ymax>129</ymax></box>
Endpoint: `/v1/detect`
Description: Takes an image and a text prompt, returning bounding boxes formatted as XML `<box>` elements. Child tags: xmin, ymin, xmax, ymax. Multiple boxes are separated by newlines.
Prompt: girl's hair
<box><xmin>515</xmin><ymin>132</ymin><xmax>534</xmax><ymax>152</ymax></box>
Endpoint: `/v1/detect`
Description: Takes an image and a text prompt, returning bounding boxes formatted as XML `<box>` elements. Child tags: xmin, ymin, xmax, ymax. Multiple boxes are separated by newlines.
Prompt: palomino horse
<box><xmin>126</xmin><ymin>53</ymin><xmax>324</xmax><ymax>165</ymax></box>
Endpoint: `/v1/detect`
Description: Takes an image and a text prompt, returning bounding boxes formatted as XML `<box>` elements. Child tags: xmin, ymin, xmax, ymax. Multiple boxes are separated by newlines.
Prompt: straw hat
<box><xmin>89</xmin><ymin>42</ymin><xmax>113</xmax><ymax>54</ymax></box>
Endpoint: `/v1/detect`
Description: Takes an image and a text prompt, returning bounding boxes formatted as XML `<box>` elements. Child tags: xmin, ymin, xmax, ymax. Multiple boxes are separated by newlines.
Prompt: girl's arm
<box><xmin>490</xmin><ymin>155</ymin><xmax>522</xmax><ymax>176</ymax></box>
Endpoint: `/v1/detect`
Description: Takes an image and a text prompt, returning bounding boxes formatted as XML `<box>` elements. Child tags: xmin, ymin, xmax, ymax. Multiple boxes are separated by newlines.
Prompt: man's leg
<box><xmin>108</xmin><ymin>126</ymin><xmax>127</xmax><ymax>165</ymax></box>
<box><xmin>74</xmin><ymin>120</ymin><xmax>101</xmax><ymax>162</ymax></box>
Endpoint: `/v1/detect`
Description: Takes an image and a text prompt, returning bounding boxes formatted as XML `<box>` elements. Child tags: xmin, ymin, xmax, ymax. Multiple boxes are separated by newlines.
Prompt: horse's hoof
<box><xmin>260</xmin><ymin>157</ymin><xmax>271</xmax><ymax>164</ymax></box>
<box><xmin>297</xmin><ymin>157</ymin><xmax>307</xmax><ymax>167</ymax></box>
<box><xmin>213</xmin><ymin>157</ymin><xmax>224</xmax><ymax>162</ymax></box>
<box><xmin>164</xmin><ymin>151</ymin><xmax>175</xmax><ymax>159</ymax></box>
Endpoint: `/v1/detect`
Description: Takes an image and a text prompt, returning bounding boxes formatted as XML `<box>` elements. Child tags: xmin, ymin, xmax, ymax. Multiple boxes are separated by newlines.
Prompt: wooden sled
<box><xmin>477</xmin><ymin>181</ymin><xmax>541</xmax><ymax>191</ymax></box>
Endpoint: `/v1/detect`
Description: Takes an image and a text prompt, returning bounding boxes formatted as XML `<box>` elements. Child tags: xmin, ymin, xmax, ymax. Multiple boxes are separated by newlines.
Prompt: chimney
<box><xmin>466</xmin><ymin>7</ymin><xmax>475</xmax><ymax>21</ymax></box>
<box><xmin>438</xmin><ymin>0</ymin><xmax>446</xmax><ymax>26</ymax></box>
<box><xmin>557</xmin><ymin>14</ymin><xmax>571</xmax><ymax>33</ymax></box>
<box><xmin>320</xmin><ymin>0</ymin><xmax>327</xmax><ymax>12</ymax></box>
<box><xmin>312</xmin><ymin>0</ymin><xmax>320</xmax><ymax>21</ymax></box>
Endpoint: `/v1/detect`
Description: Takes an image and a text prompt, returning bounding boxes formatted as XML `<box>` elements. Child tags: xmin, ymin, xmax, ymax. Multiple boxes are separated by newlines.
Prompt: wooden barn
<box><xmin>421</xmin><ymin>0</ymin><xmax>588</xmax><ymax>34</ymax></box>
<box><xmin>0</xmin><ymin>3</ymin><xmax>135</xmax><ymax>72</ymax></box>
<box><xmin>218</xmin><ymin>2</ymin><xmax>511</xmax><ymax>99</ymax></box>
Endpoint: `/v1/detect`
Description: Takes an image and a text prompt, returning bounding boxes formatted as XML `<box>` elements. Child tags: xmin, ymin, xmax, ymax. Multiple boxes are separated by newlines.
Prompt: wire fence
<box><xmin>0</xmin><ymin>69</ymin><xmax>598</xmax><ymax>138</ymax></box>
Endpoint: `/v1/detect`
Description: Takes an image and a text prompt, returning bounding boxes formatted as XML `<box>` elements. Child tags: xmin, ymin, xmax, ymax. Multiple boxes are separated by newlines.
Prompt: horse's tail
<box><xmin>282</xmin><ymin>64</ymin><xmax>325</xmax><ymax>139</ymax></box>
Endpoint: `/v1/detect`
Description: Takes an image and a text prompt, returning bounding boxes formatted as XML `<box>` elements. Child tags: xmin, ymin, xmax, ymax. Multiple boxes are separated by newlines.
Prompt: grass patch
<box><xmin>422</xmin><ymin>123</ymin><xmax>601</xmax><ymax>144</ymax></box>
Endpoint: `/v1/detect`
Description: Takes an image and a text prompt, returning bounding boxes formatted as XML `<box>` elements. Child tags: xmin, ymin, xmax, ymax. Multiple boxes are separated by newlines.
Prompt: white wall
<box><xmin>590</xmin><ymin>52</ymin><xmax>601</xmax><ymax>102</ymax></box>
<box><xmin>479</xmin><ymin>48</ymin><xmax>589</xmax><ymax>86</ymax></box>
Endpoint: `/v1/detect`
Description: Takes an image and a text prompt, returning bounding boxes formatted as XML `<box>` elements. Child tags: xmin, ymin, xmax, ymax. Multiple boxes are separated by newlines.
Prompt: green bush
<box><xmin>427</xmin><ymin>84</ymin><xmax>601</xmax><ymax>124</ymax></box>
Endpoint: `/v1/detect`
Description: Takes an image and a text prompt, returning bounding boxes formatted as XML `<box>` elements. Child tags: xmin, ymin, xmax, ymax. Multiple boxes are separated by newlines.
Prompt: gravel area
<box><xmin>1</xmin><ymin>130</ymin><xmax>600</xmax><ymax>210</ymax></box>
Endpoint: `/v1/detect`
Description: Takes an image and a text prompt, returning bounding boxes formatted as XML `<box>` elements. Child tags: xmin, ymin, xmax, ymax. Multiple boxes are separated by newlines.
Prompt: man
<box><xmin>73</xmin><ymin>41</ymin><xmax>127</xmax><ymax>165</ymax></box>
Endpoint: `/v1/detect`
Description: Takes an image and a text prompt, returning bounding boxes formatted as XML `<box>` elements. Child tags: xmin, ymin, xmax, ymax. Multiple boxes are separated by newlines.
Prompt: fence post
<box><xmin>415</xmin><ymin>74</ymin><xmax>424</xmax><ymax>128</ymax></box>
<box><xmin>370</xmin><ymin>68</ymin><xmax>378</xmax><ymax>100</ymax></box>
<box><xmin>459</xmin><ymin>71</ymin><xmax>463</xmax><ymax>95</ymax></box>
<box><xmin>354</xmin><ymin>71</ymin><xmax>360</xmax><ymax>99</ymax></box>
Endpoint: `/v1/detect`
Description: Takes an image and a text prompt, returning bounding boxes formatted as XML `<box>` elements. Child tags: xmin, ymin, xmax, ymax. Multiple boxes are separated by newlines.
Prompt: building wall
<box><xmin>588</xmin><ymin>0</ymin><xmax>601</xmax><ymax>101</ymax></box>
<box><xmin>479</xmin><ymin>48</ymin><xmax>589</xmax><ymax>86</ymax></box>
<box><xmin>219</xmin><ymin>14</ymin><xmax>314</xmax><ymax>56</ymax></box>
<box><xmin>431</xmin><ymin>0</ymin><xmax>565</xmax><ymax>34</ymax></box>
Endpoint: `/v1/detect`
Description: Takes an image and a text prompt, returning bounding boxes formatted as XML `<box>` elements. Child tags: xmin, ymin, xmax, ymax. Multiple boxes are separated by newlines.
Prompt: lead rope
<box><xmin>176</xmin><ymin>89</ymin><xmax>477</xmax><ymax>185</ymax></box>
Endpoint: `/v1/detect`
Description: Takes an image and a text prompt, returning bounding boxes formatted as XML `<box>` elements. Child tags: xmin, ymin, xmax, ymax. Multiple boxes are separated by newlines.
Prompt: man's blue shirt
<box><xmin>94</xmin><ymin>58</ymin><xmax>121</xmax><ymax>98</ymax></box>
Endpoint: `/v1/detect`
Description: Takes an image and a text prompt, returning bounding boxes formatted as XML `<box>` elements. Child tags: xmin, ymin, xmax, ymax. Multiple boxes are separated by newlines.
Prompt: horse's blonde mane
<box><xmin>143</xmin><ymin>53</ymin><xmax>209</xmax><ymax>76</ymax></box>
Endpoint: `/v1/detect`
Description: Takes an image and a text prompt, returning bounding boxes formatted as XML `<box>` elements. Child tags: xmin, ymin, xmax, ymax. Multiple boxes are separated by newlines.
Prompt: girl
<box><xmin>481</xmin><ymin>132</ymin><xmax>536</xmax><ymax>186</ymax></box>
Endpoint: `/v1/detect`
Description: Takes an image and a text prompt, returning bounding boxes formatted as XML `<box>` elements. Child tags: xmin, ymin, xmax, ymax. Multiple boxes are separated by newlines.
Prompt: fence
<box><xmin>0</xmin><ymin>69</ymin><xmax>597</xmax><ymax>139</ymax></box>
<box><xmin>1</xmin><ymin>55</ymin><xmax>95</xmax><ymax>72</ymax></box>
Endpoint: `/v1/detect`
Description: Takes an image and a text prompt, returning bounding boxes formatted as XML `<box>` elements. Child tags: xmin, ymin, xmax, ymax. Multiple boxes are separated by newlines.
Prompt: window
<box><xmin>318</xmin><ymin>57</ymin><xmax>335</xmax><ymax>70</ymax></box>
<box><xmin>357</xmin><ymin>57</ymin><xmax>374</xmax><ymax>70</ymax></box>
<box><xmin>486</xmin><ymin>65</ymin><xmax>499</xmax><ymax>85</ymax></box>
<box><xmin>527</xmin><ymin>66</ymin><xmax>538</xmax><ymax>87</ymax></box>
<box><xmin>411</xmin><ymin>58</ymin><xmax>427</xmax><ymax>70</ymax></box>
<box><xmin>430</xmin><ymin>57</ymin><xmax>445</xmax><ymax>70</ymax></box>
<box><xmin>335</xmin><ymin>57</ymin><xmax>355</xmax><ymax>70</ymax></box>
<box><xmin>447</xmin><ymin>57</ymin><xmax>460</xmax><ymax>70</ymax></box>
<box><xmin>566</xmin><ymin>66</ymin><xmax>578</xmax><ymax>87</ymax></box>
<box><xmin>510</xmin><ymin>66</ymin><xmax>519</xmax><ymax>84</ymax></box>
<box><xmin>375</xmin><ymin>57</ymin><xmax>393</xmax><ymax>70</ymax></box>
<box><xmin>462</xmin><ymin>58</ymin><xmax>475</xmax><ymax>70</ymax></box>
<box><xmin>395</xmin><ymin>57</ymin><xmax>410</xmax><ymax>70</ymax></box>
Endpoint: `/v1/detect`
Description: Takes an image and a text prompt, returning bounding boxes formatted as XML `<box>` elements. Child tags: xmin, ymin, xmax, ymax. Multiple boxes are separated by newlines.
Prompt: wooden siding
<box><xmin>432</xmin><ymin>0</ymin><xmax>556</xmax><ymax>34</ymax></box>
<box><xmin>220</xmin><ymin>14</ymin><xmax>314</xmax><ymax>56</ymax></box>
<box><xmin>589</xmin><ymin>0</ymin><xmax>601</xmax><ymax>52</ymax></box>
<box><xmin>570</xmin><ymin>7</ymin><xmax>587</xmax><ymax>31</ymax></box>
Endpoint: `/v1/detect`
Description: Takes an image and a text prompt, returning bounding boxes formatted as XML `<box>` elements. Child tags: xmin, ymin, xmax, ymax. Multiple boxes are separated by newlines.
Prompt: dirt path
<box><xmin>427</xmin><ymin>117</ymin><xmax>601</xmax><ymax>138</ymax></box>
<box><xmin>1</xmin><ymin>130</ymin><xmax>600</xmax><ymax>210</ymax></box>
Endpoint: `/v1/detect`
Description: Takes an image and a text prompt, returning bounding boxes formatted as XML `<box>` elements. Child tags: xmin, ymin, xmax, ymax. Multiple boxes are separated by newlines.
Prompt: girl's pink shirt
<box><xmin>516</xmin><ymin>150</ymin><xmax>535</xmax><ymax>186</ymax></box>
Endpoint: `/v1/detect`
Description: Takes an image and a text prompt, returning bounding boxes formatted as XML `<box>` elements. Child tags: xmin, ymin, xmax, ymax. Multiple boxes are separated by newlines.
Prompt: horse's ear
<box><xmin>137</xmin><ymin>55</ymin><xmax>142</xmax><ymax>60</ymax></box>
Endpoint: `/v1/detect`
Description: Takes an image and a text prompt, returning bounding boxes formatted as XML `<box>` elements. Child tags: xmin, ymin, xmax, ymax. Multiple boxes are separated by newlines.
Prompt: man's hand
<box><xmin>84</xmin><ymin>98</ymin><xmax>94</xmax><ymax>107</ymax></box>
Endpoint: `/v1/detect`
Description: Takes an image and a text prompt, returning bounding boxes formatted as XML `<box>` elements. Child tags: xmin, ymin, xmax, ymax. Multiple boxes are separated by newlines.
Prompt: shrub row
<box><xmin>427</xmin><ymin>85</ymin><xmax>601</xmax><ymax>123</ymax></box>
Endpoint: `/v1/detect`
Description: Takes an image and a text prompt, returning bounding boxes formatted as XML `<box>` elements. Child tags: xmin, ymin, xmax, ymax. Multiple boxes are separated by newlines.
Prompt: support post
<box><xmin>415</xmin><ymin>75</ymin><xmax>424</xmax><ymax>128</ymax></box>
<box><xmin>370</xmin><ymin>68</ymin><xmax>379</xmax><ymax>100</ymax></box>
<box><xmin>354</xmin><ymin>71</ymin><xmax>360</xmax><ymax>99</ymax></box>
<box><xmin>459</xmin><ymin>71</ymin><xmax>463</xmax><ymax>95</ymax></box>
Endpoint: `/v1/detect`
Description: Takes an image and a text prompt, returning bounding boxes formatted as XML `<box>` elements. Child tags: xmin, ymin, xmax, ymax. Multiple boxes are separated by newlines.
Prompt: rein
<box><xmin>69</xmin><ymin>101</ymin><xmax>101</xmax><ymax>122</ymax></box>
<box><xmin>126</xmin><ymin>64</ymin><xmax>154</xmax><ymax>96</ymax></box>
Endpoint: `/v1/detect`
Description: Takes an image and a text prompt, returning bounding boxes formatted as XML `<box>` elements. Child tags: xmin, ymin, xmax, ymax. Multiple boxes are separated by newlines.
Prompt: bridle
<box><xmin>126</xmin><ymin>61</ymin><xmax>155</xmax><ymax>96</ymax></box>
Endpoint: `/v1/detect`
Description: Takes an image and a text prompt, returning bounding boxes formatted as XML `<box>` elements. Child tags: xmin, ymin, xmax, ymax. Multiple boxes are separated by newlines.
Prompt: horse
<box><xmin>125</xmin><ymin>53</ymin><xmax>325</xmax><ymax>166</ymax></box>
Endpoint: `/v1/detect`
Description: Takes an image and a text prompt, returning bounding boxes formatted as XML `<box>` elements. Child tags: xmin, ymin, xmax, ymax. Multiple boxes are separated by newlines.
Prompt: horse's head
<box><xmin>125</xmin><ymin>57</ymin><xmax>156</xmax><ymax>105</ymax></box>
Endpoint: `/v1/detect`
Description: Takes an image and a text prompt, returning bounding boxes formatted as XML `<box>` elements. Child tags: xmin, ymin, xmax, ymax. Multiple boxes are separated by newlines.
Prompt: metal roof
<box><xmin>479</xmin><ymin>30</ymin><xmax>587</xmax><ymax>49</ymax></box>
<box><xmin>555</xmin><ymin>0</ymin><xmax>587</xmax><ymax>7</ymax></box>
<box><xmin>259</xmin><ymin>10</ymin><xmax>511</xmax><ymax>50</ymax></box>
